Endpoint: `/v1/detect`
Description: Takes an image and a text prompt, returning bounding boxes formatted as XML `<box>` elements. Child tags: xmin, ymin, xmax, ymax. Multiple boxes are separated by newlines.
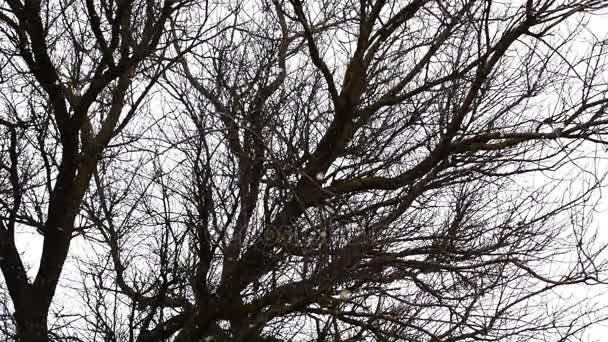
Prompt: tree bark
<box><xmin>14</xmin><ymin>301</ymin><xmax>48</xmax><ymax>342</ymax></box>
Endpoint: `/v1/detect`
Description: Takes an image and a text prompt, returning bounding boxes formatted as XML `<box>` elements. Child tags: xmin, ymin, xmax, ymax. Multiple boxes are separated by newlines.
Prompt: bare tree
<box><xmin>3</xmin><ymin>0</ymin><xmax>608</xmax><ymax>341</ymax></box>
<box><xmin>0</xmin><ymin>0</ymin><xmax>191</xmax><ymax>340</ymax></box>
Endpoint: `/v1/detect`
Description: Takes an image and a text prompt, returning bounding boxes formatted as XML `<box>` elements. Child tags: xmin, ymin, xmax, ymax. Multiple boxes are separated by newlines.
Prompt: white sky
<box><xmin>5</xmin><ymin>7</ymin><xmax>608</xmax><ymax>342</ymax></box>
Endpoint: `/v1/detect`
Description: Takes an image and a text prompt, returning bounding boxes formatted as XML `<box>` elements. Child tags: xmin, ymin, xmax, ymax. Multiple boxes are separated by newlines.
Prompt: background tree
<box><xmin>4</xmin><ymin>0</ymin><xmax>608</xmax><ymax>341</ymax></box>
<box><xmin>0</xmin><ymin>0</ymin><xmax>191</xmax><ymax>340</ymax></box>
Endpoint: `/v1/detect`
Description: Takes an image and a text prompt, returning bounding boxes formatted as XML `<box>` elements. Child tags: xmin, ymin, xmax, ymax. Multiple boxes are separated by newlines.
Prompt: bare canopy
<box><xmin>2</xmin><ymin>0</ymin><xmax>608</xmax><ymax>341</ymax></box>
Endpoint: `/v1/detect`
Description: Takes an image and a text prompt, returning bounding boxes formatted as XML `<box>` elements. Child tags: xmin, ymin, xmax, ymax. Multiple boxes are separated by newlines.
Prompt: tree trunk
<box><xmin>14</xmin><ymin>304</ymin><xmax>48</xmax><ymax>342</ymax></box>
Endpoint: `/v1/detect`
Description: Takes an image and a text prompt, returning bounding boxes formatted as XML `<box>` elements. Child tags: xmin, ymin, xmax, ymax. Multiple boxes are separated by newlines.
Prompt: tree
<box><xmin>2</xmin><ymin>0</ymin><xmax>608</xmax><ymax>341</ymax></box>
<box><xmin>0</xmin><ymin>0</ymin><xmax>191</xmax><ymax>340</ymax></box>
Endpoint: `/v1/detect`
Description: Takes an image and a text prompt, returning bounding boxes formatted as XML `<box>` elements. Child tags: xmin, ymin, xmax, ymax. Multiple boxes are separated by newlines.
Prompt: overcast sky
<box><xmin>4</xmin><ymin>5</ymin><xmax>608</xmax><ymax>342</ymax></box>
